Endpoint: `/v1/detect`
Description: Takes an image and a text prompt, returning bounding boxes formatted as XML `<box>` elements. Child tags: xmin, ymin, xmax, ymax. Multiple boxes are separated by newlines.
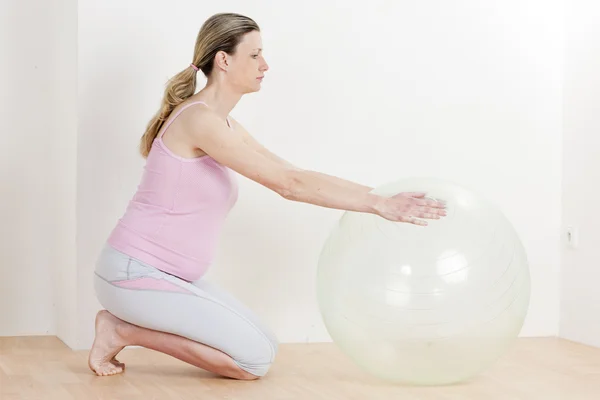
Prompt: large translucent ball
<box><xmin>316</xmin><ymin>178</ymin><xmax>530</xmax><ymax>385</ymax></box>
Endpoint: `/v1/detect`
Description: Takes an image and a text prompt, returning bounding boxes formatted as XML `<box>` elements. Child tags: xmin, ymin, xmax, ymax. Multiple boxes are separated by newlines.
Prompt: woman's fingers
<box><xmin>416</xmin><ymin>212</ymin><xmax>441</xmax><ymax>219</ymax></box>
<box><xmin>415</xmin><ymin>198</ymin><xmax>446</xmax><ymax>208</ymax></box>
<box><xmin>404</xmin><ymin>192</ymin><xmax>427</xmax><ymax>198</ymax></box>
<box><xmin>415</xmin><ymin>205</ymin><xmax>446</xmax><ymax>216</ymax></box>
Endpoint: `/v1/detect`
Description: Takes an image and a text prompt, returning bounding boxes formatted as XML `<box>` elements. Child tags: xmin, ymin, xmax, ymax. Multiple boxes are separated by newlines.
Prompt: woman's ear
<box><xmin>214</xmin><ymin>51</ymin><xmax>229</xmax><ymax>72</ymax></box>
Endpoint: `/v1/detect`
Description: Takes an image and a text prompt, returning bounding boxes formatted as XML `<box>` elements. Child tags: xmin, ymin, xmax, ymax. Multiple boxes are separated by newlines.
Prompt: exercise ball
<box><xmin>316</xmin><ymin>177</ymin><xmax>530</xmax><ymax>385</ymax></box>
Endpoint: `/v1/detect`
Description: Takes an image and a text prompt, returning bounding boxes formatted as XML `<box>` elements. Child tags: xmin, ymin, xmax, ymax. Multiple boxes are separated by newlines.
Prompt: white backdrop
<box><xmin>2</xmin><ymin>0</ymin><xmax>567</xmax><ymax>349</ymax></box>
<box><xmin>560</xmin><ymin>0</ymin><xmax>600</xmax><ymax>348</ymax></box>
<box><xmin>0</xmin><ymin>0</ymin><xmax>77</xmax><ymax>338</ymax></box>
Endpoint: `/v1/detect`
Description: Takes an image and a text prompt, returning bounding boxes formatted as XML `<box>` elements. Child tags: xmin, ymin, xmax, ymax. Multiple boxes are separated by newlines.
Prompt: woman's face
<box><xmin>226</xmin><ymin>30</ymin><xmax>269</xmax><ymax>93</ymax></box>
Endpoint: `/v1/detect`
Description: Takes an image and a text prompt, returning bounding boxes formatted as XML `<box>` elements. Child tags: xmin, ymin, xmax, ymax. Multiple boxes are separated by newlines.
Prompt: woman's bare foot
<box><xmin>88</xmin><ymin>310</ymin><xmax>128</xmax><ymax>376</ymax></box>
<box><xmin>87</xmin><ymin>309</ymin><xmax>265</xmax><ymax>380</ymax></box>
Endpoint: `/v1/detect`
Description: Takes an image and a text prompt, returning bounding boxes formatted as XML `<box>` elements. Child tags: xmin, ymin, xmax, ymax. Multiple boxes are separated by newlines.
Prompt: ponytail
<box><xmin>139</xmin><ymin>66</ymin><xmax>198</xmax><ymax>158</ymax></box>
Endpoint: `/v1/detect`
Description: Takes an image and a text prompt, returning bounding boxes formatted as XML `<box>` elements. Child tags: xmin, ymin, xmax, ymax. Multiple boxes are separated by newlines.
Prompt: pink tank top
<box><xmin>107</xmin><ymin>101</ymin><xmax>239</xmax><ymax>282</ymax></box>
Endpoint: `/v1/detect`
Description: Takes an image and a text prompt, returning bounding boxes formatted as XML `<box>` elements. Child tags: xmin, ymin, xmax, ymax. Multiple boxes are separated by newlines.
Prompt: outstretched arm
<box><xmin>184</xmin><ymin>109</ymin><xmax>445</xmax><ymax>225</ymax></box>
<box><xmin>232</xmin><ymin>117</ymin><xmax>374</xmax><ymax>194</ymax></box>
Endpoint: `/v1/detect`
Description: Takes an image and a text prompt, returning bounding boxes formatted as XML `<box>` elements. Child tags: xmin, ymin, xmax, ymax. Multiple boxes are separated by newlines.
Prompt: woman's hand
<box><xmin>373</xmin><ymin>192</ymin><xmax>447</xmax><ymax>226</ymax></box>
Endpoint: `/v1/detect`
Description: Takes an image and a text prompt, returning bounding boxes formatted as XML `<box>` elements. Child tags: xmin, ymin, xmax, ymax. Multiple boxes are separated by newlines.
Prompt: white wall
<box><xmin>74</xmin><ymin>0</ymin><xmax>563</xmax><ymax>348</ymax></box>
<box><xmin>560</xmin><ymin>0</ymin><xmax>600</xmax><ymax>347</ymax></box>
<box><xmin>1</xmin><ymin>0</ymin><xmax>565</xmax><ymax>346</ymax></box>
<box><xmin>0</xmin><ymin>0</ymin><xmax>77</xmax><ymax>338</ymax></box>
<box><xmin>52</xmin><ymin>0</ymin><xmax>79</xmax><ymax>349</ymax></box>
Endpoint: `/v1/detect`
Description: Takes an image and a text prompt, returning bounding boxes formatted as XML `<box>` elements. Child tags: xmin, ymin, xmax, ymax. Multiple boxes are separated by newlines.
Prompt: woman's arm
<box><xmin>184</xmin><ymin>109</ymin><xmax>444</xmax><ymax>224</ymax></box>
<box><xmin>233</xmin><ymin>117</ymin><xmax>375</xmax><ymax>194</ymax></box>
<box><xmin>295</xmin><ymin>170</ymin><xmax>373</xmax><ymax>193</ymax></box>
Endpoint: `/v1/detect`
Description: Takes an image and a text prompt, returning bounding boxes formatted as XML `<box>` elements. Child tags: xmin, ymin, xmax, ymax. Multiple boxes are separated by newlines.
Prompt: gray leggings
<box><xmin>93</xmin><ymin>244</ymin><xmax>278</xmax><ymax>377</ymax></box>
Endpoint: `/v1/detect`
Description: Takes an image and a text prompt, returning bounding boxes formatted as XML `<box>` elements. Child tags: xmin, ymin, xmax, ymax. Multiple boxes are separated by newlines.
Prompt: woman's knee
<box><xmin>232</xmin><ymin>333</ymin><xmax>278</xmax><ymax>378</ymax></box>
<box><xmin>233</xmin><ymin>360</ymin><xmax>273</xmax><ymax>379</ymax></box>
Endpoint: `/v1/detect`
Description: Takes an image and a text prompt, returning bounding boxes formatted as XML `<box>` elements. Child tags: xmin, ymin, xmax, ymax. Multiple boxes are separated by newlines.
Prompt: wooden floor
<box><xmin>0</xmin><ymin>337</ymin><xmax>599</xmax><ymax>399</ymax></box>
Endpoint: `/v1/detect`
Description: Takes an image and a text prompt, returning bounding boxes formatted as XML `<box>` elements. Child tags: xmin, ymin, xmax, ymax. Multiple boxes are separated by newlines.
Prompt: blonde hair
<box><xmin>139</xmin><ymin>13</ymin><xmax>260</xmax><ymax>158</ymax></box>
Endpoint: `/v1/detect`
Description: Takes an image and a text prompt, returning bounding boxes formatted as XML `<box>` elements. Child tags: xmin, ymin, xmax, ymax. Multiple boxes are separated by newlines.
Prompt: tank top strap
<box><xmin>158</xmin><ymin>101</ymin><xmax>210</xmax><ymax>139</ymax></box>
